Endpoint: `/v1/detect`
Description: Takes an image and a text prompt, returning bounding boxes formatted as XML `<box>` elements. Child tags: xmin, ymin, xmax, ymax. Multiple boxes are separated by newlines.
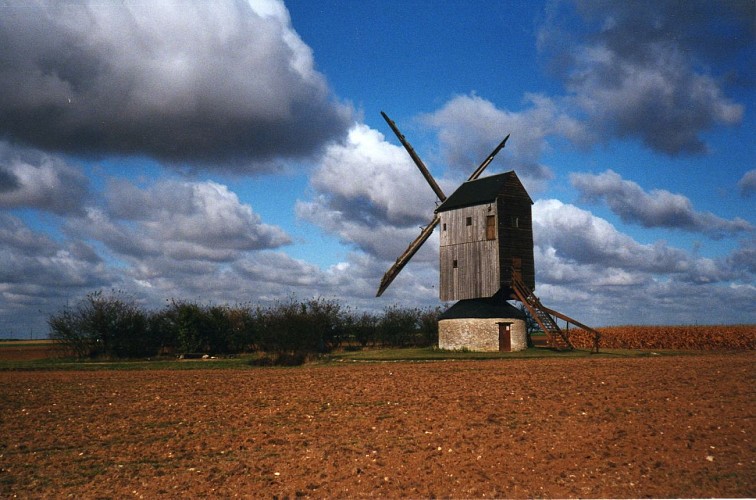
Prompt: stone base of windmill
<box><xmin>438</xmin><ymin>297</ymin><xmax>527</xmax><ymax>352</ymax></box>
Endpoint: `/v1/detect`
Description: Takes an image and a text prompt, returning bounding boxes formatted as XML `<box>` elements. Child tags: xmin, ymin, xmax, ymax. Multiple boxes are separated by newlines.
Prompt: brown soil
<box><xmin>1</xmin><ymin>353</ymin><xmax>753</xmax><ymax>498</ymax></box>
<box><xmin>0</xmin><ymin>341</ymin><xmax>64</xmax><ymax>361</ymax></box>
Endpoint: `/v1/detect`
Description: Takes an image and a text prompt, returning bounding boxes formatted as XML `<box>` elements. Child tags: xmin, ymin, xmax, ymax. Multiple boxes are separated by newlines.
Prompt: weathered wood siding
<box><xmin>497</xmin><ymin>187</ymin><xmax>535</xmax><ymax>292</ymax></box>
<box><xmin>439</xmin><ymin>204</ymin><xmax>500</xmax><ymax>301</ymax></box>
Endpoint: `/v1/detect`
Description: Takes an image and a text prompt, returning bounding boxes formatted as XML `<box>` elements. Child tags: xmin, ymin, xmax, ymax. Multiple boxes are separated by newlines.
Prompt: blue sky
<box><xmin>0</xmin><ymin>0</ymin><xmax>754</xmax><ymax>338</ymax></box>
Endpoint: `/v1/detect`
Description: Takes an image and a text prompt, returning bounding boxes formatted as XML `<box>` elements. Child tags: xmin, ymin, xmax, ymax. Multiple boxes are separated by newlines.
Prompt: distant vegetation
<box><xmin>48</xmin><ymin>291</ymin><xmax>441</xmax><ymax>361</ymax></box>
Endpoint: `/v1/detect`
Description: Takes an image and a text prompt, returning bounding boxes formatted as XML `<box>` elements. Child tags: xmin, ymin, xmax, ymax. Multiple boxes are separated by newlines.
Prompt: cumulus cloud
<box><xmin>0</xmin><ymin>0</ymin><xmax>352</xmax><ymax>169</ymax></box>
<box><xmin>421</xmin><ymin>94</ymin><xmax>587</xmax><ymax>186</ymax></box>
<box><xmin>533</xmin><ymin>199</ymin><xmax>734</xmax><ymax>285</ymax></box>
<box><xmin>126</xmin><ymin>250</ymin><xmax>390</xmax><ymax>313</ymax></box>
<box><xmin>540</xmin><ymin>0</ymin><xmax>749</xmax><ymax>155</ymax></box>
<box><xmin>296</xmin><ymin>123</ymin><xmax>441</xmax><ymax>261</ymax></box>
<box><xmin>738</xmin><ymin>170</ymin><xmax>756</xmax><ymax>198</ymax></box>
<box><xmin>68</xmin><ymin>179</ymin><xmax>291</xmax><ymax>262</ymax></box>
<box><xmin>526</xmin><ymin>198</ymin><xmax>756</xmax><ymax>325</ymax></box>
<box><xmin>0</xmin><ymin>142</ymin><xmax>89</xmax><ymax>215</ymax></box>
<box><xmin>0</xmin><ymin>214</ymin><xmax>111</xmax><ymax>330</ymax></box>
<box><xmin>725</xmin><ymin>239</ymin><xmax>756</xmax><ymax>277</ymax></box>
<box><xmin>571</xmin><ymin>169</ymin><xmax>753</xmax><ymax>238</ymax></box>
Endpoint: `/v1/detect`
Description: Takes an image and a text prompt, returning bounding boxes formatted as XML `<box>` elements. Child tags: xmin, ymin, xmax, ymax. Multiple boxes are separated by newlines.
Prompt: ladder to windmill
<box><xmin>510</xmin><ymin>270</ymin><xmax>601</xmax><ymax>352</ymax></box>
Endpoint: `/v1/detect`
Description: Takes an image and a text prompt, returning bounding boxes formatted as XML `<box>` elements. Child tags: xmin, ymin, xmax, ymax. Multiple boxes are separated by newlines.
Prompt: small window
<box><xmin>486</xmin><ymin>215</ymin><xmax>496</xmax><ymax>240</ymax></box>
<box><xmin>465</xmin><ymin>216</ymin><xmax>472</xmax><ymax>226</ymax></box>
<box><xmin>452</xmin><ymin>259</ymin><xmax>458</xmax><ymax>269</ymax></box>
<box><xmin>511</xmin><ymin>216</ymin><xmax>519</xmax><ymax>228</ymax></box>
<box><xmin>442</xmin><ymin>223</ymin><xmax>447</xmax><ymax>231</ymax></box>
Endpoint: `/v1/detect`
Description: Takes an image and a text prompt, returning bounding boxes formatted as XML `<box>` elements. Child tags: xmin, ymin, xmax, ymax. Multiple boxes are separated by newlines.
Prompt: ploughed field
<box><xmin>2</xmin><ymin>353</ymin><xmax>754</xmax><ymax>498</ymax></box>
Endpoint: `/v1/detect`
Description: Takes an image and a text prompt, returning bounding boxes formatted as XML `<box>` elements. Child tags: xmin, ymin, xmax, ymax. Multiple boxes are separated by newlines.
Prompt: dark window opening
<box><xmin>442</xmin><ymin>223</ymin><xmax>447</xmax><ymax>231</ymax></box>
<box><xmin>465</xmin><ymin>216</ymin><xmax>472</xmax><ymax>226</ymax></box>
<box><xmin>486</xmin><ymin>215</ymin><xmax>496</xmax><ymax>240</ymax></box>
<box><xmin>511</xmin><ymin>216</ymin><xmax>519</xmax><ymax>228</ymax></box>
<box><xmin>452</xmin><ymin>259</ymin><xmax>458</xmax><ymax>269</ymax></box>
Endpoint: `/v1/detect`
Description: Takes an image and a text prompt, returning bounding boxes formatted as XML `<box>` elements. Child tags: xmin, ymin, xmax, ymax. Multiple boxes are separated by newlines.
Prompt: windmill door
<box><xmin>498</xmin><ymin>322</ymin><xmax>512</xmax><ymax>352</ymax></box>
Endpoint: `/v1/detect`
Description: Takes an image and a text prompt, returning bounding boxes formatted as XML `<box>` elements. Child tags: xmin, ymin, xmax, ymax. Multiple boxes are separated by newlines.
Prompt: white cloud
<box><xmin>0</xmin><ymin>0</ymin><xmax>352</xmax><ymax>168</ymax></box>
<box><xmin>529</xmin><ymin>198</ymin><xmax>755</xmax><ymax>325</ymax></box>
<box><xmin>0</xmin><ymin>214</ymin><xmax>112</xmax><ymax>334</ymax></box>
<box><xmin>421</xmin><ymin>94</ymin><xmax>587</xmax><ymax>186</ymax></box>
<box><xmin>566</xmin><ymin>46</ymin><xmax>742</xmax><ymax>154</ymax></box>
<box><xmin>70</xmin><ymin>179</ymin><xmax>291</xmax><ymax>262</ymax></box>
<box><xmin>533</xmin><ymin>198</ymin><xmax>734</xmax><ymax>283</ymax></box>
<box><xmin>571</xmin><ymin>169</ymin><xmax>753</xmax><ymax>238</ymax></box>
<box><xmin>297</xmin><ymin>123</ymin><xmax>440</xmax><ymax>261</ymax></box>
<box><xmin>308</xmin><ymin>124</ymin><xmax>437</xmax><ymax>224</ymax></box>
<box><xmin>0</xmin><ymin>142</ymin><xmax>89</xmax><ymax>215</ymax></box>
<box><xmin>540</xmin><ymin>0</ymin><xmax>748</xmax><ymax>155</ymax></box>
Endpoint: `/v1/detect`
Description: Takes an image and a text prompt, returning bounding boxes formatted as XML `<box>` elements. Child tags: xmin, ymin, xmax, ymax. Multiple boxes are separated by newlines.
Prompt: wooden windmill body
<box><xmin>436</xmin><ymin>171</ymin><xmax>535</xmax><ymax>302</ymax></box>
<box><xmin>377</xmin><ymin>112</ymin><xmax>601</xmax><ymax>352</ymax></box>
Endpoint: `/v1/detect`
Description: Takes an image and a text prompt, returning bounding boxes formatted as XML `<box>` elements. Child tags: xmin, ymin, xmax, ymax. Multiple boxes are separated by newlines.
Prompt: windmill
<box><xmin>376</xmin><ymin>112</ymin><xmax>600</xmax><ymax>351</ymax></box>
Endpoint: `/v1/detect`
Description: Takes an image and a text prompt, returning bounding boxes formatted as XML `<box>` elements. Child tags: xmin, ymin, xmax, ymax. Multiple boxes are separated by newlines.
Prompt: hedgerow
<box><xmin>48</xmin><ymin>291</ymin><xmax>441</xmax><ymax>359</ymax></box>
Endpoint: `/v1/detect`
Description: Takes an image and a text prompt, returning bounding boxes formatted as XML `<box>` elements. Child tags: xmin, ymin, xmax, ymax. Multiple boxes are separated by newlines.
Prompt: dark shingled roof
<box><xmin>439</xmin><ymin>297</ymin><xmax>526</xmax><ymax>320</ymax></box>
<box><xmin>435</xmin><ymin>171</ymin><xmax>532</xmax><ymax>213</ymax></box>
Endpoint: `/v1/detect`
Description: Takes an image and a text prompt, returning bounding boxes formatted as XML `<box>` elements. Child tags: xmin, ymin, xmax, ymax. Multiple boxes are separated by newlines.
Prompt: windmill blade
<box><xmin>376</xmin><ymin>214</ymin><xmax>440</xmax><ymax>297</ymax></box>
<box><xmin>468</xmin><ymin>134</ymin><xmax>510</xmax><ymax>181</ymax></box>
<box><xmin>381</xmin><ymin>112</ymin><xmax>446</xmax><ymax>202</ymax></box>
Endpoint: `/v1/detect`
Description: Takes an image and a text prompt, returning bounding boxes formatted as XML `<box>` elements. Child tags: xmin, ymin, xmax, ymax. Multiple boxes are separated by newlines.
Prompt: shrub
<box><xmin>225</xmin><ymin>304</ymin><xmax>259</xmax><ymax>353</ymax></box>
<box><xmin>378</xmin><ymin>305</ymin><xmax>421</xmax><ymax>347</ymax></box>
<box><xmin>417</xmin><ymin>306</ymin><xmax>442</xmax><ymax>347</ymax></box>
<box><xmin>247</xmin><ymin>351</ymin><xmax>309</xmax><ymax>366</ymax></box>
<box><xmin>255</xmin><ymin>297</ymin><xmax>344</xmax><ymax>354</ymax></box>
<box><xmin>304</xmin><ymin>298</ymin><xmax>345</xmax><ymax>351</ymax></box>
<box><xmin>48</xmin><ymin>291</ymin><xmax>446</xmax><ymax>358</ymax></box>
<box><xmin>346</xmin><ymin>311</ymin><xmax>379</xmax><ymax>347</ymax></box>
<box><xmin>48</xmin><ymin>290</ymin><xmax>153</xmax><ymax>358</ymax></box>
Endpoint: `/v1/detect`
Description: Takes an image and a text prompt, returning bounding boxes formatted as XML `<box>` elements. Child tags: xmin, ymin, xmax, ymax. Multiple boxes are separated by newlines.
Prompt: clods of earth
<box><xmin>1</xmin><ymin>353</ymin><xmax>753</xmax><ymax>498</ymax></box>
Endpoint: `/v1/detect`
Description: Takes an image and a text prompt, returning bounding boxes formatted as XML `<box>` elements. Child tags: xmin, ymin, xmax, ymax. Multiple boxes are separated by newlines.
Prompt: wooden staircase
<box><xmin>510</xmin><ymin>271</ymin><xmax>601</xmax><ymax>352</ymax></box>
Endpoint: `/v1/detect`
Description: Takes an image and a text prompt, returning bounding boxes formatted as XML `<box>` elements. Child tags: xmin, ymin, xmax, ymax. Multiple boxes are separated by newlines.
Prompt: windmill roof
<box><xmin>435</xmin><ymin>171</ymin><xmax>532</xmax><ymax>213</ymax></box>
<box><xmin>439</xmin><ymin>297</ymin><xmax>526</xmax><ymax>320</ymax></box>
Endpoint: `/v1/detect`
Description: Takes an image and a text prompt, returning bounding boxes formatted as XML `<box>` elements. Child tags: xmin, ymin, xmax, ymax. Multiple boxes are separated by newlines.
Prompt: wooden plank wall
<box><xmin>497</xmin><ymin>190</ymin><xmax>535</xmax><ymax>291</ymax></box>
<box><xmin>439</xmin><ymin>204</ymin><xmax>500</xmax><ymax>301</ymax></box>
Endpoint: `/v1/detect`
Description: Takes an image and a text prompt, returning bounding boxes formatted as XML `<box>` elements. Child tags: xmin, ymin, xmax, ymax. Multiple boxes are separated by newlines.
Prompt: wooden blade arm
<box><xmin>376</xmin><ymin>214</ymin><xmax>440</xmax><ymax>297</ymax></box>
<box><xmin>468</xmin><ymin>134</ymin><xmax>510</xmax><ymax>181</ymax></box>
<box><xmin>381</xmin><ymin>112</ymin><xmax>446</xmax><ymax>202</ymax></box>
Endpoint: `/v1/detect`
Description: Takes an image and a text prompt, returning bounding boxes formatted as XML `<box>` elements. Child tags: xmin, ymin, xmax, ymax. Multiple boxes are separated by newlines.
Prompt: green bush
<box><xmin>48</xmin><ymin>291</ymin><xmax>444</xmax><ymax>359</ymax></box>
<box><xmin>378</xmin><ymin>305</ymin><xmax>420</xmax><ymax>347</ymax></box>
<box><xmin>255</xmin><ymin>297</ymin><xmax>343</xmax><ymax>354</ymax></box>
<box><xmin>48</xmin><ymin>290</ymin><xmax>153</xmax><ymax>358</ymax></box>
<box><xmin>225</xmin><ymin>304</ymin><xmax>259</xmax><ymax>353</ymax></box>
<box><xmin>247</xmin><ymin>351</ymin><xmax>309</xmax><ymax>366</ymax></box>
<box><xmin>345</xmin><ymin>311</ymin><xmax>379</xmax><ymax>347</ymax></box>
<box><xmin>417</xmin><ymin>306</ymin><xmax>442</xmax><ymax>347</ymax></box>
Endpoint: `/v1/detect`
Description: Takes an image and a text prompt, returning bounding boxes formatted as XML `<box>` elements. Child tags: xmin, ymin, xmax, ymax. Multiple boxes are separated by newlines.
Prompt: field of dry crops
<box><xmin>570</xmin><ymin>324</ymin><xmax>756</xmax><ymax>351</ymax></box>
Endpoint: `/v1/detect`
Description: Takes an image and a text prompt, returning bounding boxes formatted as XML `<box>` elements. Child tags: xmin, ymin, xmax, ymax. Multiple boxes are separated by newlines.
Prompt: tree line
<box><xmin>48</xmin><ymin>291</ymin><xmax>441</xmax><ymax>359</ymax></box>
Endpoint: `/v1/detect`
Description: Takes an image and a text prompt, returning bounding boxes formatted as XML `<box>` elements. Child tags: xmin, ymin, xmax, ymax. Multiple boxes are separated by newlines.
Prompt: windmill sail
<box><xmin>376</xmin><ymin>214</ymin><xmax>440</xmax><ymax>297</ymax></box>
<box><xmin>381</xmin><ymin>112</ymin><xmax>446</xmax><ymax>202</ymax></box>
<box><xmin>469</xmin><ymin>134</ymin><xmax>509</xmax><ymax>181</ymax></box>
<box><xmin>375</xmin><ymin>112</ymin><xmax>509</xmax><ymax>297</ymax></box>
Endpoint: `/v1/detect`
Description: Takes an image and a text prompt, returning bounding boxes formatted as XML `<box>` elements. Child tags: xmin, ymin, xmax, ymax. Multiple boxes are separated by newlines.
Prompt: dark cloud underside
<box><xmin>541</xmin><ymin>0</ymin><xmax>750</xmax><ymax>155</ymax></box>
<box><xmin>0</xmin><ymin>1</ymin><xmax>352</xmax><ymax>170</ymax></box>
